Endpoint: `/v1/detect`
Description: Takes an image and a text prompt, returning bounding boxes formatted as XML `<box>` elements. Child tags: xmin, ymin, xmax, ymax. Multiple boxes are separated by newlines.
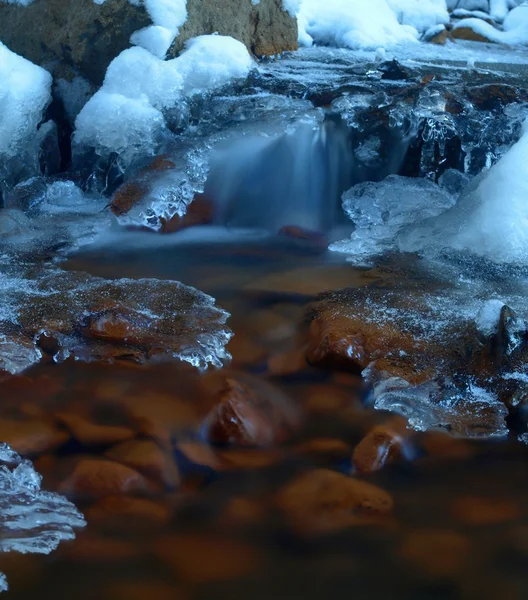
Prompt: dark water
<box><xmin>0</xmin><ymin>237</ymin><xmax>526</xmax><ymax>600</ymax></box>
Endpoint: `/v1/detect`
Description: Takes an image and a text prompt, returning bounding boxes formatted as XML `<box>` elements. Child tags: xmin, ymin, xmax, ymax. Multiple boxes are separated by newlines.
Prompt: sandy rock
<box><xmin>154</xmin><ymin>534</ymin><xmax>259</xmax><ymax>582</ymax></box>
<box><xmin>400</xmin><ymin>530</ymin><xmax>471</xmax><ymax>578</ymax></box>
<box><xmin>105</xmin><ymin>439</ymin><xmax>180</xmax><ymax>489</ymax></box>
<box><xmin>275</xmin><ymin>468</ymin><xmax>393</xmax><ymax>533</ymax></box>
<box><xmin>55</xmin><ymin>412</ymin><xmax>135</xmax><ymax>447</ymax></box>
<box><xmin>0</xmin><ymin>419</ymin><xmax>69</xmax><ymax>456</ymax></box>
<box><xmin>59</xmin><ymin>458</ymin><xmax>150</xmax><ymax>500</ymax></box>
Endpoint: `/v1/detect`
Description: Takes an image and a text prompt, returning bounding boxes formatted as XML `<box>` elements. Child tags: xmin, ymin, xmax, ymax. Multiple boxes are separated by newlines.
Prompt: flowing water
<box><xmin>1</xmin><ymin>43</ymin><xmax>528</xmax><ymax>598</ymax></box>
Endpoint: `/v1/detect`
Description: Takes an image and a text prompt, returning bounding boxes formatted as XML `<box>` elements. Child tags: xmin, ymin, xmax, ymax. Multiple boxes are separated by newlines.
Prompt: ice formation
<box><xmin>0</xmin><ymin>42</ymin><xmax>51</xmax><ymax>160</ymax></box>
<box><xmin>399</xmin><ymin>118</ymin><xmax>528</xmax><ymax>264</ymax></box>
<box><xmin>74</xmin><ymin>35</ymin><xmax>254</xmax><ymax>167</ymax></box>
<box><xmin>330</xmin><ymin>176</ymin><xmax>456</xmax><ymax>260</ymax></box>
<box><xmin>0</xmin><ymin>443</ymin><xmax>86</xmax><ymax>592</ymax></box>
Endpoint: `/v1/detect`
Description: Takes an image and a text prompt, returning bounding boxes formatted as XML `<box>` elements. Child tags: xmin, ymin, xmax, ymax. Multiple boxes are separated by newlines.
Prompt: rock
<box><xmin>154</xmin><ymin>534</ymin><xmax>259</xmax><ymax>582</ymax></box>
<box><xmin>110</xmin><ymin>156</ymin><xmax>177</xmax><ymax>217</ymax></box>
<box><xmin>86</xmin><ymin>496</ymin><xmax>172</xmax><ymax>527</ymax></box>
<box><xmin>275</xmin><ymin>469</ymin><xmax>393</xmax><ymax>533</ymax></box>
<box><xmin>0</xmin><ymin>419</ymin><xmax>69</xmax><ymax>456</ymax></box>
<box><xmin>466</xmin><ymin>84</ymin><xmax>528</xmax><ymax>111</ymax></box>
<box><xmin>428</xmin><ymin>29</ymin><xmax>450</xmax><ymax>45</ymax></box>
<box><xmin>55</xmin><ymin>412</ymin><xmax>135</xmax><ymax>447</ymax></box>
<box><xmin>379</xmin><ymin>60</ymin><xmax>411</xmax><ymax>81</ymax></box>
<box><xmin>204</xmin><ymin>376</ymin><xmax>300</xmax><ymax>447</ymax></box>
<box><xmin>451</xmin><ymin>24</ymin><xmax>497</xmax><ymax>43</ymax></box>
<box><xmin>352</xmin><ymin>417</ymin><xmax>412</xmax><ymax>473</ymax></box>
<box><xmin>0</xmin><ymin>0</ymin><xmax>150</xmax><ymax>85</ymax></box>
<box><xmin>59</xmin><ymin>458</ymin><xmax>150</xmax><ymax>500</ymax></box>
<box><xmin>58</xmin><ymin>533</ymin><xmax>143</xmax><ymax>563</ymax></box>
<box><xmin>222</xmin><ymin>497</ymin><xmax>266</xmax><ymax>527</ymax></box>
<box><xmin>0</xmin><ymin>0</ymin><xmax>297</xmax><ymax>87</ymax></box>
<box><xmin>105</xmin><ymin>439</ymin><xmax>180</xmax><ymax>489</ymax></box>
<box><xmin>399</xmin><ymin>530</ymin><xmax>471</xmax><ymax>579</ymax></box>
<box><xmin>104</xmin><ymin>581</ymin><xmax>185</xmax><ymax>600</ymax></box>
<box><xmin>451</xmin><ymin>496</ymin><xmax>521</xmax><ymax>525</ymax></box>
<box><xmin>159</xmin><ymin>194</ymin><xmax>214</xmax><ymax>234</ymax></box>
<box><xmin>168</xmin><ymin>0</ymin><xmax>298</xmax><ymax>59</ymax></box>
<box><xmin>293</xmin><ymin>438</ymin><xmax>352</xmax><ymax>461</ymax></box>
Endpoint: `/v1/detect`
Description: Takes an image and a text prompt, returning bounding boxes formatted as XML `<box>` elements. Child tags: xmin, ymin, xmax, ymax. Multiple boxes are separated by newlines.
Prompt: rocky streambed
<box><xmin>1</xmin><ymin>43</ymin><xmax>528</xmax><ymax>598</ymax></box>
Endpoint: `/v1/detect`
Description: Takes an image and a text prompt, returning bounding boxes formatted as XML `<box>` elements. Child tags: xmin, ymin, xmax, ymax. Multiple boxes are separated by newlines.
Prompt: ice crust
<box><xmin>0</xmin><ymin>443</ymin><xmax>85</xmax><ymax>593</ymax></box>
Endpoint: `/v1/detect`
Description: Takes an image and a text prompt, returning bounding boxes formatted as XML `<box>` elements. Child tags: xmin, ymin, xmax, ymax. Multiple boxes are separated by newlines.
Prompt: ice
<box><xmin>0</xmin><ymin>444</ymin><xmax>85</xmax><ymax>592</ymax></box>
<box><xmin>475</xmin><ymin>299</ymin><xmax>506</xmax><ymax>338</ymax></box>
<box><xmin>0</xmin><ymin>574</ymin><xmax>6</xmax><ymax>593</ymax></box>
<box><xmin>399</xmin><ymin>118</ymin><xmax>528</xmax><ymax>264</ymax></box>
<box><xmin>130</xmin><ymin>25</ymin><xmax>176</xmax><ymax>58</ymax></box>
<box><xmin>330</xmin><ymin>175</ymin><xmax>455</xmax><ymax>260</ymax></box>
<box><xmin>55</xmin><ymin>76</ymin><xmax>93</xmax><ymax>123</ymax></box>
<box><xmin>74</xmin><ymin>35</ymin><xmax>254</xmax><ymax>167</ymax></box>
<box><xmin>0</xmin><ymin>42</ymin><xmax>51</xmax><ymax>160</ymax></box>
<box><xmin>0</xmin><ymin>264</ymin><xmax>233</xmax><ymax>374</ymax></box>
<box><xmin>283</xmin><ymin>0</ymin><xmax>301</xmax><ymax>17</ymax></box>
<box><xmin>130</xmin><ymin>0</ymin><xmax>188</xmax><ymax>57</ymax></box>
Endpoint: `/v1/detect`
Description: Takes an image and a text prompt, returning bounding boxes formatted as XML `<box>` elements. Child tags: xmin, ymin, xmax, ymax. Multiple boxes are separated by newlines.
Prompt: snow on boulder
<box><xmin>130</xmin><ymin>0</ymin><xmax>188</xmax><ymax>58</ymax></box>
<box><xmin>74</xmin><ymin>35</ymin><xmax>254</xmax><ymax>165</ymax></box>
<box><xmin>387</xmin><ymin>0</ymin><xmax>449</xmax><ymax>34</ymax></box>
<box><xmin>0</xmin><ymin>42</ymin><xmax>52</xmax><ymax>160</ymax></box>
<box><xmin>297</xmin><ymin>0</ymin><xmax>419</xmax><ymax>49</ymax></box>
<box><xmin>452</xmin><ymin>5</ymin><xmax>528</xmax><ymax>44</ymax></box>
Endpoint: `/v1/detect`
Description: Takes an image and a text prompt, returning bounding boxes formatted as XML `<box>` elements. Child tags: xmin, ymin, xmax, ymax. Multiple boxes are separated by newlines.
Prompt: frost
<box><xmin>0</xmin><ymin>444</ymin><xmax>85</xmax><ymax>592</ymax></box>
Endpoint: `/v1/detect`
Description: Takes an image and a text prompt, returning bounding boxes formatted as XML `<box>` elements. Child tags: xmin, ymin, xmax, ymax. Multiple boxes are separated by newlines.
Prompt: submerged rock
<box><xmin>305</xmin><ymin>280</ymin><xmax>526</xmax><ymax>438</ymax></box>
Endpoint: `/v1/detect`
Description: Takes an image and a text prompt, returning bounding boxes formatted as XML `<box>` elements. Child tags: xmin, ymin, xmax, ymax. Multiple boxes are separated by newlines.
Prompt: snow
<box><xmin>297</xmin><ymin>0</ymin><xmax>419</xmax><ymax>49</ymax></box>
<box><xmin>74</xmin><ymin>35</ymin><xmax>254</xmax><ymax>165</ymax></box>
<box><xmin>475</xmin><ymin>299</ymin><xmax>505</xmax><ymax>337</ymax></box>
<box><xmin>0</xmin><ymin>42</ymin><xmax>52</xmax><ymax>159</ymax></box>
<box><xmin>388</xmin><ymin>0</ymin><xmax>449</xmax><ymax>33</ymax></box>
<box><xmin>452</xmin><ymin>5</ymin><xmax>528</xmax><ymax>44</ymax></box>
<box><xmin>130</xmin><ymin>0</ymin><xmax>187</xmax><ymax>57</ymax></box>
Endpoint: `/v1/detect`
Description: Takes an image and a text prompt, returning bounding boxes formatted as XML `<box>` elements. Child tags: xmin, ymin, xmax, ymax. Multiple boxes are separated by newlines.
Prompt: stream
<box><xmin>1</xmin><ymin>42</ymin><xmax>528</xmax><ymax>598</ymax></box>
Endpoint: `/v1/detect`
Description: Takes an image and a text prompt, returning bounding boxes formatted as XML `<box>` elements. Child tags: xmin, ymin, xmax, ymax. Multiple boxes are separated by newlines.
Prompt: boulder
<box><xmin>168</xmin><ymin>0</ymin><xmax>298</xmax><ymax>58</ymax></box>
<box><xmin>0</xmin><ymin>0</ymin><xmax>298</xmax><ymax>87</ymax></box>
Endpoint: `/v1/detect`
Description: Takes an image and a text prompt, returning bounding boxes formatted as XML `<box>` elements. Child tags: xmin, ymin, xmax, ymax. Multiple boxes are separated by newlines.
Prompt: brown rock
<box><xmin>169</xmin><ymin>0</ymin><xmax>298</xmax><ymax>58</ymax></box>
<box><xmin>451</xmin><ymin>25</ymin><xmax>497</xmax><ymax>44</ymax></box>
<box><xmin>58</xmin><ymin>533</ymin><xmax>142</xmax><ymax>563</ymax></box>
<box><xmin>293</xmin><ymin>438</ymin><xmax>352</xmax><ymax>461</ymax></box>
<box><xmin>451</xmin><ymin>496</ymin><xmax>521</xmax><ymax>526</ymax></box>
<box><xmin>175</xmin><ymin>441</ymin><xmax>225</xmax><ymax>470</ymax></box>
<box><xmin>0</xmin><ymin>419</ymin><xmax>69</xmax><ymax>456</ymax></box>
<box><xmin>352</xmin><ymin>417</ymin><xmax>412</xmax><ymax>473</ymax></box>
<box><xmin>105</xmin><ymin>439</ymin><xmax>180</xmax><ymax>489</ymax></box>
<box><xmin>217</xmin><ymin>448</ymin><xmax>283</xmax><ymax>469</ymax></box>
<box><xmin>222</xmin><ymin>497</ymin><xmax>266</xmax><ymax>527</ymax></box>
<box><xmin>104</xmin><ymin>581</ymin><xmax>185</xmax><ymax>600</ymax></box>
<box><xmin>275</xmin><ymin>469</ymin><xmax>393</xmax><ymax>533</ymax></box>
<box><xmin>429</xmin><ymin>29</ymin><xmax>450</xmax><ymax>45</ymax></box>
<box><xmin>154</xmin><ymin>534</ymin><xmax>259</xmax><ymax>583</ymax></box>
<box><xmin>59</xmin><ymin>458</ymin><xmax>149</xmax><ymax>500</ymax></box>
<box><xmin>55</xmin><ymin>412</ymin><xmax>135</xmax><ymax>447</ymax></box>
<box><xmin>86</xmin><ymin>496</ymin><xmax>171</xmax><ymax>526</ymax></box>
<box><xmin>204</xmin><ymin>376</ymin><xmax>299</xmax><ymax>447</ymax></box>
<box><xmin>159</xmin><ymin>194</ymin><xmax>214</xmax><ymax>233</ymax></box>
<box><xmin>110</xmin><ymin>156</ymin><xmax>177</xmax><ymax>217</ymax></box>
<box><xmin>400</xmin><ymin>530</ymin><xmax>471</xmax><ymax>578</ymax></box>
<box><xmin>466</xmin><ymin>84</ymin><xmax>527</xmax><ymax>111</ymax></box>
